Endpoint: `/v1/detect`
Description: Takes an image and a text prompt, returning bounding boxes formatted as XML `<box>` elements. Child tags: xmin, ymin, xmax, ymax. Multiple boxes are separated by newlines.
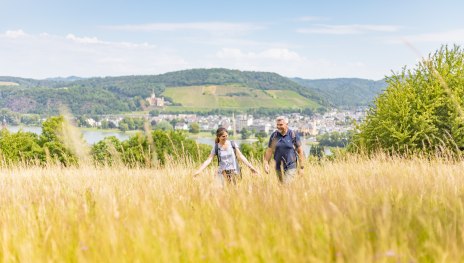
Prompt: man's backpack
<box><xmin>214</xmin><ymin>141</ymin><xmax>241</xmax><ymax>174</ymax></box>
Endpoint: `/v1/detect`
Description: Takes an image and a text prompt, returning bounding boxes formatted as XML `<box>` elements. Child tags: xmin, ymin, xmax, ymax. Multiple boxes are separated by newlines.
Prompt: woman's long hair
<box><xmin>215</xmin><ymin>127</ymin><xmax>228</xmax><ymax>144</ymax></box>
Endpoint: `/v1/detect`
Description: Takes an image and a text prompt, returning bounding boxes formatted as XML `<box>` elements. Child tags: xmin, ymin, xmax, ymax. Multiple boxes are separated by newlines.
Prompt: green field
<box><xmin>162</xmin><ymin>85</ymin><xmax>319</xmax><ymax>109</ymax></box>
<box><xmin>0</xmin><ymin>81</ymin><xmax>19</xmax><ymax>86</ymax></box>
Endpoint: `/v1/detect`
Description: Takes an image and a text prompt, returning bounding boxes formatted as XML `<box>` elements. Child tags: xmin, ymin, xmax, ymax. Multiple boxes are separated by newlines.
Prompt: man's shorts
<box><xmin>276</xmin><ymin>168</ymin><xmax>297</xmax><ymax>184</ymax></box>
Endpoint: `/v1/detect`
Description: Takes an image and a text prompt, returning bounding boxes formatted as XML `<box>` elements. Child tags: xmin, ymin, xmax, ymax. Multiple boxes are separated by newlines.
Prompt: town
<box><xmin>79</xmin><ymin>107</ymin><xmax>367</xmax><ymax>140</ymax></box>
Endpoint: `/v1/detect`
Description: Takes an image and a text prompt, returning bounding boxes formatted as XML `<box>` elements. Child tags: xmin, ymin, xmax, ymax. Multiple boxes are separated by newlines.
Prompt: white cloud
<box><xmin>401</xmin><ymin>29</ymin><xmax>464</xmax><ymax>43</ymax></box>
<box><xmin>0</xmin><ymin>31</ymin><xmax>186</xmax><ymax>78</ymax></box>
<box><xmin>102</xmin><ymin>22</ymin><xmax>264</xmax><ymax>33</ymax></box>
<box><xmin>0</xmin><ymin>30</ymin><xmax>387</xmax><ymax>79</ymax></box>
<box><xmin>297</xmin><ymin>24</ymin><xmax>400</xmax><ymax>35</ymax></box>
<box><xmin>216</xmin><ymin>48</ymin><xmax>302</xmax><ymax>61</ymax></box>
<box><xmin>66</xmin><ymin>34</ymin><xmax>103</xmax><ymax>44</ymax></box>
<box><xmin>3</xmin><ymin>29</ymin><xmax>27</xmax><ymax>38</ymax></box>
<box><xmin>212</xmin><ymin>47</ymin><xmax>376</xmax><ymax>79</ymax></box>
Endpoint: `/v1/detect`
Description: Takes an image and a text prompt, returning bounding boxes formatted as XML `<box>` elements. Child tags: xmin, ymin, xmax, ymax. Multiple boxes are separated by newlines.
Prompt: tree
<box><xmin>108</xmin><ymin>121</ymin><xmax>117</xmax><ymax>129</ymax></box>
<box><xmin>239</xmin><ymin>136</ymin><xmax>266</xmax><ymax>160</ymax></box>
<box><xmin>309</xmin><ymin>145</ymin><xmax>324</xmax><ymax>160</ymax></box>
<box><xmin>100</xmin><ymin>120</ymin><xmax>109</xmax><ymax>129</ymax></box>
<box><xmin>119</xmin><ymin>123</ymin><xmax>129</xmax><ymax>132</ymax></box>
<box><xmin>149</xmin><ymin>130</ymin><xmax>210</xmax><ymax>166</ymax></box>
<box><xmin>155</xmin><ymin>120</ymin><xmax>173</xmax><ymax>131</ymax></box>
<box><xmin>0</xmin><ymin>129</ymin><xmax>44</xmax><ymax>164</ymax></box>
<box><xmin>39</xmin><ymin>116</ymin><xmax>78</xmax><ymax>165</ymax></box>
<box><xmin>20</xmin><ymin>114</ymin><xmax>40</xmax><ymax>125</ymax></box>
<box><xmin>255</xmin><ymin>130</ymin><xmax>268</xmax><ymax>138</ymax></box>
<box><xmin>350</xmin><ymin>45</ymin><xmax>464</xmax><ymax>156</ymax></box>
<box><xmin>317</xmin><ymin>131</ymin><xmax>351</xmax><ymax>148</ymax></box>
<box><xmin>240</xmin><ymin>128</ymin><xmax>252</xmax><ymax>140</ymax></box>
<box><xmin>149</xmin><ymin>109</ymin><xmax>161</xmax><ymax>116</ymax></box>
<box><xmin>189</xmin><ymin>122</ymin><xmax>200</xmax><ymax>134</ymax></box>
<box><xmin>91</xmin><ymin>136</ymin><xmax>123</xmax><ymax>165</ymax></box>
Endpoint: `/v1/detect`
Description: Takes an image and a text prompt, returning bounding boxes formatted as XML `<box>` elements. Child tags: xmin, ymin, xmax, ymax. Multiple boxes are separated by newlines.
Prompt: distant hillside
<box><xmin>0</xmin><ymin>72</ymin><xmax>389</xmax><ymax>115</ymax></box>
<box><xmin>0</xmin><ymin>76</ymin><xmax>67</xmax><ymax>88</ymax></box>
<box><xmin>45</xmin><ymin>76</ymin><xmax>84</xmax><ymax>82</ymax></box>
<box><xmin>162</xmin><ymin>84</ymin><xmax>319</xmax><ymax>110</ymax></box>
<box><xmin>292</xmin><ymin>78</ymin><xmax>387</xmax><ymax>108</ymax></box>
<box><xmin>0</xmin><ymin>69</ymin><xmax>327</xmax><ymax>115</ymax></box>
<box><xmin>70</xmin><ymin>68</ymin><xmax>326</xmax><ymax>104</ymax></box>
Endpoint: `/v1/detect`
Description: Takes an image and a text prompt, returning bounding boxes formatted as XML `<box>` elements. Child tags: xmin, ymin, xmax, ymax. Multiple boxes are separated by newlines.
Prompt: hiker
<box><xmin>264</xmin><ymin>116</ymin><xmax>305</xmax><ymax>183</ymax></box>
<box><xmin>193</xmin><ymin>127</ymin><xmax>259</xmax><ymax>183</ymax></box>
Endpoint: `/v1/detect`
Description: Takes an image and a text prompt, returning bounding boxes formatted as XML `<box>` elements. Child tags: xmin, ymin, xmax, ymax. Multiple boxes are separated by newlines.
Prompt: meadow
<box><xmin>0</xmin><ymin>82</ymin><xmax>19</xmax><ymax>86</ymax></box>
<box><xmin>162</xmin><ymin>84</ymin><xmax>318</xmax><ymax>110</ymax></box>
<box><xmin>1</xmin><ymin>156</ymin><xmax>463</xmax><ymax>262</ymax></box>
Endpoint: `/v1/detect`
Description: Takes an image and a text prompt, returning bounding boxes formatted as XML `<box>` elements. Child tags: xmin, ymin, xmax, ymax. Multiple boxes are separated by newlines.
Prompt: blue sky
<box><xmin>1</xmin><ymin>0</ymin><xmax>463</xmax><ymax>80</ymax></box>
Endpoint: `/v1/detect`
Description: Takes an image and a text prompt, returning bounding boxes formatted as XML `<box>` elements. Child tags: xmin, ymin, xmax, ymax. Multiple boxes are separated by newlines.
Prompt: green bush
<box><xmin>350</xmin><ymin>45</ymin><xmax>464</xmax><ymax>156</ymax></box>
<box><xmin>91</xmin><ymin>136</ymin><xmax>123</xmax><ymax>166</ymax></box>
<box><xmin>90</xmin><ymin>130</ymin><xmax>211</xmax><ymax>167</ymax></box>
<box><xmin>317</xmin><ymin>131</ymin><xmax>352</xmax><ymax>148</ymax></box>
<box><xmin>0</xmin><ymin>129</ymin><xmax>44</xmax><ymax>165</ymax></box>
<box><xmin>0</xmin><ymin>116</ymin><xmax>212</xmax><ymax>167</ymax></box>
<box><xmin>239</xmin><ymin>136</ymin><xmax>266</xmax><ymax>160</ymax></box>
<box><xmin>40</xmin><ymin>116</ymin><xmax>78</xmax><ymax>165</ymax></box>
<box><xmin>0</xmin><ymin>116</ymin><xmax>79</xmax><ymax>166</ymax></box>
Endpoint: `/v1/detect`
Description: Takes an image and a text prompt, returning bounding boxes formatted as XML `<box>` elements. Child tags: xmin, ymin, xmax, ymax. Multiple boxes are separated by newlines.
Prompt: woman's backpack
<box><xmin>214</xmin><ymin>141</ymin><xmax>241</xmax><ymax>174</ymax></box>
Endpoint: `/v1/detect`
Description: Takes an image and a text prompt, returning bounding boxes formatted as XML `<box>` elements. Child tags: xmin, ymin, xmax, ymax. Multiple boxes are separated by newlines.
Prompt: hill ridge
<box><xmin>0</xmin><ymin>68</ymin><xmax>387</xmax><ymax>114</ymax></box>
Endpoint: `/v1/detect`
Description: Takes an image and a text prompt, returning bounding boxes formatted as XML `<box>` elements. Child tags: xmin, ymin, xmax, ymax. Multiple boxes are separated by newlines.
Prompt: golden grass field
<box><xmin>1</xmin><ymin>156</ymin><xmax>463</xmax><ymax>262</ymax></box>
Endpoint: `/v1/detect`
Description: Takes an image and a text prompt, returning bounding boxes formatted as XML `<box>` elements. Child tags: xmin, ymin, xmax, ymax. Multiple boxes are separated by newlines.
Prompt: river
<box><xmin>6</xmin><ymin>126</ymin><xmax>130</xmax><ymax>145</ymax></box>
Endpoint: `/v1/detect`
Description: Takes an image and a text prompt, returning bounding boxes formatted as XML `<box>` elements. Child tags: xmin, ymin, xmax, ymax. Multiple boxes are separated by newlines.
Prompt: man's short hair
<box><xmin>276</xmin><ymin>116</ymin><xmax>288</xmax><ymax>124</ymax></box>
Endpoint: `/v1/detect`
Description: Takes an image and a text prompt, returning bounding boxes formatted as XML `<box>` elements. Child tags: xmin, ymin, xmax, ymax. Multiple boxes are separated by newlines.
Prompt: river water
<box><xmin>6</xmin><ymin>126</ymin><xmax>130</xmax><ymax>145</ymax></box>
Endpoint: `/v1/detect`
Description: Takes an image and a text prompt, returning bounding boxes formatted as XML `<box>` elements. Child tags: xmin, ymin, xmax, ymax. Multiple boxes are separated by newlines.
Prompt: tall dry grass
<box><xmin>0</xmin><ymin>156</ymin><xmax>463</xmax><ymax>262</ymax></box>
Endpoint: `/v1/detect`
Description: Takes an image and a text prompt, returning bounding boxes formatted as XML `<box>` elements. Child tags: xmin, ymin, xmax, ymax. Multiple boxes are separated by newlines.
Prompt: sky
<box><xmin>1</xmin><ymin>0</ymin><xmax>463</xmax><ymax>80</ymax></box>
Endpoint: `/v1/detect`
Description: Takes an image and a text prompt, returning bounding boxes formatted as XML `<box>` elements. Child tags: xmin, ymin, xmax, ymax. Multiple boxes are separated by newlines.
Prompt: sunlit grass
<box><xmin>0</xmin><ymin>156</ymin><xmax>463</xmax><ymax>262</ymax></box>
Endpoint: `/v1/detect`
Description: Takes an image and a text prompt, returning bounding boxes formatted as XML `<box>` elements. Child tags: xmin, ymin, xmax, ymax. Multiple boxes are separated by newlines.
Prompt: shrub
<box><xmin>350</xmin><ymin>45</ymin><xmax>464</xmax><ymax>157</ymax></box>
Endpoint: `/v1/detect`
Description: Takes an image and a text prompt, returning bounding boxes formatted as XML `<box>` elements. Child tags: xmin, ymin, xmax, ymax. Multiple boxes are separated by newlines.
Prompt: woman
<box><xmin>193</xmin><ymin>127</ymin><xmax>259</xmax><ymax>183</ymax></box>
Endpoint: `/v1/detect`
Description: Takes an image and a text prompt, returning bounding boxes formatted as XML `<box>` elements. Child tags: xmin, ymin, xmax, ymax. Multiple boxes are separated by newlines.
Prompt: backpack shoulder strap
<box><xmin>230</xmin><ymin>141</ymin><xmax>241</xmax><ymax>172</ymax></box>
<box><xmin>290</xmin><ymin>129</ymin><xmax>297</xmax><ymax>146</ymax></box>
<box><xmin>230</xmin><ymin>140</ymin><xmax>239</xmax><ymax>158</ymax></box>
<box><xmin>230</xmin><ymin>140</ymin><xmax>237</xmax><ymax>150</ymax></box>
<box><xmin>289</xmin><ymin>129</ymin><xmax>300</xmax><ymax>161</ymax></box>
<box><xmin>270</xmin><ymin>130</ymin><xmax>278</xmax><ymax>141</ymax></box>
<box><xmin>214</xmin><ymin>143</ymin><xmax>220</xmax><ymax>165</ymax></box>
<box><xmin>269</xmin><ymin>131</ymin><xmax>279</xmax><ymax>152</ymax></box>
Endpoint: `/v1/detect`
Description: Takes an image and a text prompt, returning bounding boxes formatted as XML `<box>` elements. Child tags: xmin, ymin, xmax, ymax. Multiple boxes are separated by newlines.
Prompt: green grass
<box><xmin>162</xmin><ymin>85</ymin><xmax>320</xmax><ymax>110</ymax></box>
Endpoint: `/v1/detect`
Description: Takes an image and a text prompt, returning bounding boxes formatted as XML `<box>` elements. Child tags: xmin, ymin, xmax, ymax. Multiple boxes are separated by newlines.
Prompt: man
<box><xmin>264</xmin><ymin>116</ymin><xmax>305</xmax><ymax>183</ymax></box>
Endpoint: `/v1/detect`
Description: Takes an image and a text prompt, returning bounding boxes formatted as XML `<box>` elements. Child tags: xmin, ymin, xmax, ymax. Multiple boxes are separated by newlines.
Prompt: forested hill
<box><xmin>0</xmin><ymin>69</ymin><xmax>387</xmax><ymax>115</ymax></box>
<box><xmin>292</xmin><ymin>77</ymin><xmax>387</xmax><ymax>108</ymax></box>
<box><xmin>70</xmin><ymin>68</ymin><xmax>326</xmax><ymax>104</ymax></box>
<box><xmin>0</xmin><ymin>69</ymin><xmax>327</xmax><ymax>115</ymax></box>
<box><xmin>0</xmin><ymin>76</ymin><xmax>74</xmax><ymax>88</ymax></box>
